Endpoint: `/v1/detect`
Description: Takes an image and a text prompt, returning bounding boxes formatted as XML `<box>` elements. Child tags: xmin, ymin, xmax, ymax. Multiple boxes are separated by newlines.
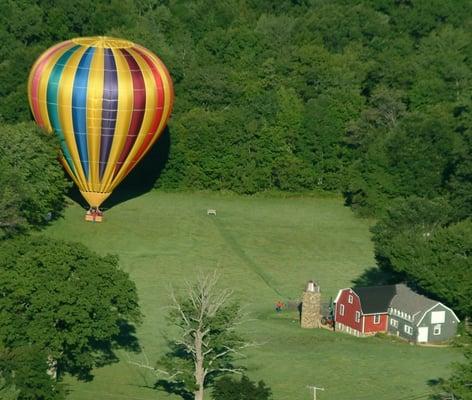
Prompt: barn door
<box><xmin>417</xmin><ymin>327</ymin><xmax>429</xmax><ymax>343</ymax></box>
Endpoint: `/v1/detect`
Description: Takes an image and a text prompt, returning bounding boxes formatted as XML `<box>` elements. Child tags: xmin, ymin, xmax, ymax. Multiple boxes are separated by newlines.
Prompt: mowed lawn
<box><xmin>44</xmin><ymin>191</ymin><xmax>461</xmax><ymax>400</ymax></box>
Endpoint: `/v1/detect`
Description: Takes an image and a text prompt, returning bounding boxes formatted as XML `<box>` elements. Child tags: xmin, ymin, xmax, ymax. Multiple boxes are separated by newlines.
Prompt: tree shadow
<box><xmin>67</xmin><ymin>128</ymin><xmax>171</xmax><ymax>210</ymax></box>
<box><xmin>351</xmin><ymin>265</ymin><xmax>400</xmax><ymax>287</ymax></box>
<box><xmin>112</xmin><ymin>319</ymin><xmax>141</xmax><ymax>353</ymax></box>
<box><xmin>153</xmin><ymin>342</ymin><xmax>194</xmax><ymax>400</ymax></box>
<box><xmin>427</xmin><ymin>378</ymin><xmax>442</xmax><ymax>387</ymax></box>
<box><xmin>154</xmin><ymin>380</ymin><xmax>193</xmax><ymax>400</ymax></box>
<box><xmin>427</xmin><ymin>378</ymin><xmax>444</xmax><ymax>399</ymax></box>
<box><xmin>95</xmin><ymin>320</ymin><xmax>141</xmax><ymax>366</ymax></box>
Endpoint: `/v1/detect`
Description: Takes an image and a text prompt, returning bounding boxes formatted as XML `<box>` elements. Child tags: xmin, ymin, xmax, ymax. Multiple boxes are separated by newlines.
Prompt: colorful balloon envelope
<box><xmin>28</xmin><ymin>36</ymin><xmax>174</xmax><ymax>209</ymax></box>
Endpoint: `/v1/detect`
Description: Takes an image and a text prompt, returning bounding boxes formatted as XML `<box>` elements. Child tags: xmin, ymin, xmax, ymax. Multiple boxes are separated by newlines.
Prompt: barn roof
<box><xmin>353</xmin><ymin>285</ymin><xmax>397</xmax><ymax>314</ymax></box>
<box><xmin>390</xmin><ymin>284</ymin><xmax>438</xmax><ymax>323</ymax></box>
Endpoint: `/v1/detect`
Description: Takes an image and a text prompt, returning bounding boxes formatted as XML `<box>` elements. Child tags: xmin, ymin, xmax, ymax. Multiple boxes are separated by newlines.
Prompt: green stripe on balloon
<box><xmin>46</xmin><ymin>45</ymin><xmax>81</xmax><ymax>176</ymax></box>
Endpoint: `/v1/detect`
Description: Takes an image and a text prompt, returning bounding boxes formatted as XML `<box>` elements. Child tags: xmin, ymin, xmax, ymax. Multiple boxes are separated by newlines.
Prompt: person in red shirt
<box><xmin>275</xmin><ymin>300</ymin><xmax>284</xmax><ymax>312</ymax></box>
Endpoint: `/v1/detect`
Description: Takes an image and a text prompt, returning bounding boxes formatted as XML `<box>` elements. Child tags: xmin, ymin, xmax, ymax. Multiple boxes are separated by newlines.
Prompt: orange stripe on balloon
<box><xmin>29</xmin><ymin>41</ymin><xmax>72</xmax><ymax>128</ymax></box>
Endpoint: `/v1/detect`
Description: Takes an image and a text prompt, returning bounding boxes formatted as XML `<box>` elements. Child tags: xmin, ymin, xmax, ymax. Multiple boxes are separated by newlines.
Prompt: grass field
<box><xmin>44</xmin><ymin>191</ymin><xmax>461</xmax><ymax>400</ymax></box>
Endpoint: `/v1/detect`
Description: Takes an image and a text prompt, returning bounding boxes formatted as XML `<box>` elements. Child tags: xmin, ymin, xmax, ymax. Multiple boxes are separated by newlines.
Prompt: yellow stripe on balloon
<box><xmin>57</xmin><ymin>46</ymin><xmax>89</xmax><ymax>190</ymax></box>
<box><xmin>108</xmin><ymin>47</ymin><xmax>158</xmax><ymax>191</ymax></box>
<box><xmin>86</xmin><ymin>47</ymin><xmax>104</xmax><ymax>192</ymax></box>
<box><xmin>99</xmin><ymin>48</ymin><xmax>134</xmax><ymax>193</ymax></box>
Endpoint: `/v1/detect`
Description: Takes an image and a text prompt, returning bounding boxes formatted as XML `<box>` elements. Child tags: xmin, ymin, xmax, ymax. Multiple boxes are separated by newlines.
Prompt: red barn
<box><xmin>334</xmin><ymin>286</ymin><xmax>396</xmax><ymax>336</ymax></box>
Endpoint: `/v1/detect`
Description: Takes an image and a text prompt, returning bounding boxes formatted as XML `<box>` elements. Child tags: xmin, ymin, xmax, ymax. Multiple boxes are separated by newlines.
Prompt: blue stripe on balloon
<box><xmin>72</xmin><ymin>47</ymin><xmax>95</xmax><ymax>180</ymax></box>
<box><xmin>46</xmin><ymin>45</ymin><xmax>81</xmax><ymax>175</ymax></box>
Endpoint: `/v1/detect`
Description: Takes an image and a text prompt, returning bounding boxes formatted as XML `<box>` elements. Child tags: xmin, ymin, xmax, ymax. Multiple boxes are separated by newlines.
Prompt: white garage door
<box><xmin>418</xmin><ymin>327</ymin><xmax>429</xmax><ymax>342</ymax></box>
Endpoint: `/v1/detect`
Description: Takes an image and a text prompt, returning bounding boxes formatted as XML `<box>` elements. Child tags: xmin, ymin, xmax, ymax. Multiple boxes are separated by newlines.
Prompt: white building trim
<box><xmin>416</xmin><ymin>302</ymin><xmax>460</xmax><ymax>327</ymax></box>
<box><xmin>334</xmin><ymin>288</ymin><xmax>350</xmax><ymax>304</ymax></box>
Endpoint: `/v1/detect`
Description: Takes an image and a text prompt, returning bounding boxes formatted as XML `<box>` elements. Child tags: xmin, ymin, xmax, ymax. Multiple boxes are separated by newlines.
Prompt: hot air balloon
<box><xmin>28</xmin><ymin>36</ymin><xmax>174</xmax><ymax>221</ymax></box>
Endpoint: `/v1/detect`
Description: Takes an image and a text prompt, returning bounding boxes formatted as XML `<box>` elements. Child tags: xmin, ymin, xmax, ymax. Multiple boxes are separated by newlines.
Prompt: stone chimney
<box><xmin>301</xmin><ymin>280</ymin><xmax>321</xmax><ymax>328</ymax></box>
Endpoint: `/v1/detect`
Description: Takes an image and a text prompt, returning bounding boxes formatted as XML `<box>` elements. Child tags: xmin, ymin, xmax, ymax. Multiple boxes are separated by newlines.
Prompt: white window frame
<box><xmin>340</xmin><ymin>304</ymin><xmax>345</xmax><ymax>316</ymax></box>
<box><xmin>433</xmin><ymin>324</ymin><xmax>441</xmax><ymax>335</ymax></box>
<box><xmin>355</xmin><ymin>311</ymin><xmax>360</xmax><ymax>323</ymax></box>
<box><xmin>431</xmin><ymin>311</ymin><xmax>445</xmax><ymax>324</ymax></box>
<box><xmin>390</xmin><ymin>318</ymin><xmax>398</xmax><ymax>328</ymax></box>
<box><xmin>373</xmin><ymin>314</ymin><xmax>381</xmax><ymax>324</ymax></box>
<box><xmin>404</xmin><ymin>325</ymin><xmax>413</xmax><ymax>335</ymax></box>
<box><xmin>348</xmin><ymin>295</ymin><xmax>353</xmax><ymax>304</ymax></box>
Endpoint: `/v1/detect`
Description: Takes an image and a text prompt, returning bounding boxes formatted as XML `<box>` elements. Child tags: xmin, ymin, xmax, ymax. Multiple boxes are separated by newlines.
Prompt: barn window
<box><xmin>340</xmin><ymin>304</ymin><xmax>345</xmax><ymax>316</ymax></box>
<box><xmin>348</xmin><ymin>295</ymin><xmax>353</xmax><ymax>304</ymax></box>
<box><xmin>355</xmin><ymin>311</ymin><xmax>360</xmax><ymax>322</ymax></box>
<box><xmin>404</xmin><ymin>325</ymin><xmax>413</xmax><ymax>335</ymax></box>
<box><xmin>433</xmin><ymin>324</ymin><xmax>441</xmax><ymax>335</ymax></box>
<box><xmin>373</xmin><ymin>315</ymin><xmax>380</xmax><ymax>324</ymax></box>
<box><xmin>390</xmin><ymin>318</ymin><xmax>398</xmax><ymax>328</ymax></box>
<box><xmin>431</xmin><ymin>311</ymin><xmax>445</xmax><ymax>324</ymax></box>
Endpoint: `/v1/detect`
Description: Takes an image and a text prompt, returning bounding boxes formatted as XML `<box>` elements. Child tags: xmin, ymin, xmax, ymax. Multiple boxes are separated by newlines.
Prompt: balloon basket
<box><xmin>85</xmin><ymin>209</ymin><xmax>103</xmax><ymax>223</ymax></box>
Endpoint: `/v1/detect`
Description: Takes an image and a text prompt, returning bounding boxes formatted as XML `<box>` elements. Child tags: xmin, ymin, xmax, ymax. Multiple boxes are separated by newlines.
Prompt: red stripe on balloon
<box><xmin>114</xmin><ymin>49</ymin><xmax>146</xmax><ymax>177</ymax></box>
<box><xmin>123</xmin><ymin>47</ymin><xmax>165</xmax><ymax>175</ymax></box>
<box><xmin>30</xmin><ymin>41</ymin><xmax>72</xmax><ymax>128</ymax></box>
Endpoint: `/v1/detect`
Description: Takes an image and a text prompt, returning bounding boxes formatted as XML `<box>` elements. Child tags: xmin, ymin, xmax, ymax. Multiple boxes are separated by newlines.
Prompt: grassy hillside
<box><xmin>44</xmin><ymin>192</ymin><xmax>460</xmax><ymax>400</ymax></box>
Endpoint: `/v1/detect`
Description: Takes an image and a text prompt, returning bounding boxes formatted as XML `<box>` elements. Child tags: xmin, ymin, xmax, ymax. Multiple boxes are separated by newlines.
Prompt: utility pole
<box><xmin>307</xmin><ymin>385</ymin><xmax>325</xmax><ymax>400</ymax></box>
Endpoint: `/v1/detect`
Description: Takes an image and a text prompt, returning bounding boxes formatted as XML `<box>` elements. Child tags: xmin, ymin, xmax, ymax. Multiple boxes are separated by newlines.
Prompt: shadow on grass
<box><xmin>67</xmin><ymin>128</ymin><xmax>171</xmax><ymax>210</ymax></box>
<box><xmin>155</xmin><ymin>380</ymin><xmax>193</xmax><ymax>400</ymax></box>
<box><xmin>427</xmin><ymin>378</ymin><xmax>444</xmax><ymax>399</ymax></box>
<box><xmin>351</xmin><ymin>265</ymin><xmax>400</xmax><ymax>287</ymax></box>
<box><xmin>113</xmin><ymin>319</ymin><xmax>141</xmax><ymax>353</ymax></box>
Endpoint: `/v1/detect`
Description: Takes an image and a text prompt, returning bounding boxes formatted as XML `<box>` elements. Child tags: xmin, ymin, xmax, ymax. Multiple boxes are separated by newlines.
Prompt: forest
<box><xmin>1</xmin><ymin>0</ymin><xmax>471</xmax><ymax>216</ymax></box>
<box><xmin>0</xmin><ymin>0</ymin><xmax>471</xmax><ymax>399</ymax></box>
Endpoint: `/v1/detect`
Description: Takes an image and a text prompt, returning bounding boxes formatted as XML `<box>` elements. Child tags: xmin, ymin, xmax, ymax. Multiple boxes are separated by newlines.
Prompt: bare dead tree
<box><xmin>129</xmin><ymin>271</ymin><xmax>256</xmax><ymax>400</ymax></box>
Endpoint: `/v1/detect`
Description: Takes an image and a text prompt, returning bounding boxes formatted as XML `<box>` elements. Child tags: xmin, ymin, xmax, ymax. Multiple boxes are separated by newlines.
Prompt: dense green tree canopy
<box><xmin>0</xmin><ymin>346</ymin><xmax>64</xmax><ymax>400</ymax></box>
<box><xmin>0</xmin><ymin>236</ymin><xmax>141</xmax><ymax>379</ymax></box>
<box><xmin>372</xmin><ymin>197</ymin><xmax>472</xmax><ymax>318</ymax></box>
<box><xmin>0</xmin><ymin>0</ymin><xmax>470</xmax><ymax>217</ymax></box>
<box><xmin>0</xmin><ymin>123</ymin><xmax>70</xmax><ymax>238</ymax></box>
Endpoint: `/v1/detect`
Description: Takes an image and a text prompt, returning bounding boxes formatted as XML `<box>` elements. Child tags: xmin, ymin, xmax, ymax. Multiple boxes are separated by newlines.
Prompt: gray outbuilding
<box><xmin>387</xmin><ymin>284</ymin><xmax>460</xmax><ymax>343</ymax></box>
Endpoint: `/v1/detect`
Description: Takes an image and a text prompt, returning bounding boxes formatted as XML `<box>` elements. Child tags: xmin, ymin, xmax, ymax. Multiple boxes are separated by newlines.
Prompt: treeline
<box><xmin>0</xmin><ymin>0</ymin><xmax>470</xmax><ymax>217</ymax></box>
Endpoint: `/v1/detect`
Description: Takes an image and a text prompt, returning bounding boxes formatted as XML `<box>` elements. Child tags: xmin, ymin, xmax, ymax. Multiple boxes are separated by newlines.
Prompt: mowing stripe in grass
<box><xmin>211</xmin><ymin>216</ymin><xmax>285</xmax><ymax>298</ymax></box>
